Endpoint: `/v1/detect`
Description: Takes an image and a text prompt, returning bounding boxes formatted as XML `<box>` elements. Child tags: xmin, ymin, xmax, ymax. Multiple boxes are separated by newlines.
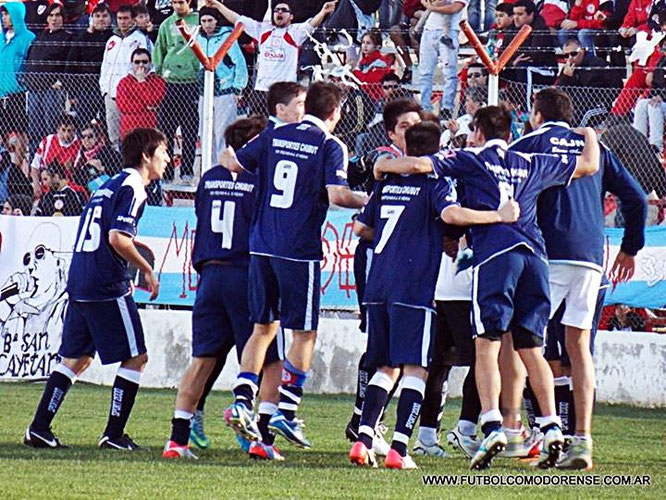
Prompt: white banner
<box><xmin>0</xmin><ymin>215</ymin><xmax>77</xmax><ymax>379</ymax></box>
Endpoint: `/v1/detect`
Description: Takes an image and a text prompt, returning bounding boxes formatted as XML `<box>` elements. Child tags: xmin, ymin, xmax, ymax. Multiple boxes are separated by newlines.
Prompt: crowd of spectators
<box><xmin>1</xmin><ymin>0</ymin><xmax>666</xmax><ymax>217</ymax></box>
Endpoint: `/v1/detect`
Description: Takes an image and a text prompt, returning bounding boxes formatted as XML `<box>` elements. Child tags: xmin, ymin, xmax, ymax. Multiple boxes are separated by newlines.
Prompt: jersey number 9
<box><xmin>270</xmin><ymin>160</ymin><xmax>298</xmax><ymax>209</ymax></box>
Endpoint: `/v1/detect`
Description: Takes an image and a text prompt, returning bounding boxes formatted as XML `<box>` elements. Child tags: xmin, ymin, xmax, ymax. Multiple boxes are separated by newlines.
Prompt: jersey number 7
<box><xmin>374</xmin><ymin>205</ymin><xmax>405</xmax><ymax>254</ymax></box>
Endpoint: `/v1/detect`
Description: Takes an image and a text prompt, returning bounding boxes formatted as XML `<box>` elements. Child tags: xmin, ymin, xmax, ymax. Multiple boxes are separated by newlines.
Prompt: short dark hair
<box><xmin>468</xmin><ymin>63</ymin><xmax>488</xmax><ymax>76</ymax></box>
<box><xmin>533</xmin><ymin>87</ymin><xmax>573</xmax><ymax>125</ymax></box>
<box><xmin>6</xmin><ymin>194</ymin><xmax>33</xmax><ymax>216</ymax></box>
<box><xmin>131</xmin><ymin>47</ymin><xmax>152</xmax><ymax>62</ymax></box>
<box><xmin>419</xmin><ymin>110</ymin><xmax>440</xmax><ymax>125</ymax></box>
<box><xmin>56</xmin><ymin>115</ymin><xmax>76</xmax><ymax>129</ymax></box>
<box><xmin>134</xmin><ymin>4</ymin><xmax>149</xmax><ymax>16</ymax></box>
<box><xmin>472</xmin><ymin>106</ymin><xmax>512</xmax><ymax>142</ymax></box>
<box><xmin>273</xmin><ymin>0</ymin><xmax>294</xmax><ymax>10</ymax></box>
<box><xmin>122</xmin><ymin>128</ymin><xmax>167</xmax><ymax>167</ymax></box>
<box><xmin>266</xmin><ymin>82</ymin><xmax>306</xmax><ymax>116</ymax></box>
<box><xmin>46</xmin><ymin>3</ymin><xmax>63</xmax><ymax>16</ymax></box>
<box><xmin>224</xmin><ymin>115</ymin><xmax>268</xmax><ymax>151</ymax></box>
<box><xmin>405</xmin><ymin>122</ymin><xmax>441</xmax><ymax>156</ymax></box>
<box><xmin>659</xmin><ymin>8</ymin><xmax>666</xmax><ymax>27</ymax></box>
<box><xmin>362</xmin><ymin>29</ymin><xmax>383</xmax><ymax>48</ymax></box>
<box><xmin>496</xmin><ymin>2</ymin><xmax>514</xmax><ymax>14</ymax></box>
<box><xmin>563</xmin><ymin>37</ymin><xmax>581</xmax><ymax>48</ymax></box>
<box><xmin>383</xmin><ymin>98</ymin><xmax>422</xmax><ymax>134</ymax></box>
<box><xmin>304</xmin><ymin>81</ymin><xmax>343</xmax><ymax>121</ymax></box>
<box><xmin>117</xmin><ymin>5</ymin><xmax>135</xmax><ymax>17</ymax></box>
<box><xmin>92</xmin><ymin>3</ymin><xmax>111</xmax><ymax>15</ymax></box>
<box><xmin>47</xmin><ymin>162</ymin><xmax>66</xmax><ymax>178</ymax></box>
<box><xmin>513</xmin><ymin>0</ymin><xmax>536</xmax><ymax>15</ymax></box>
<box><xmin>381</xmin><ymin>73</ymin><xmax>401</xmax><ymax>84</ymax></box>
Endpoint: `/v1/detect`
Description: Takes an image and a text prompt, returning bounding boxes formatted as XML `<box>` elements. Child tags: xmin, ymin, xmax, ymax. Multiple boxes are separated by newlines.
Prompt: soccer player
<box><xmin>23</xmin><ymin>128</ymin><xmax>167</xmax><ymax>450</ymax></box>
<box><xmin>375</xmin><ymin>106</ymin><xmax>601</xmax><ymax>470</ymax></box>
<box><xmin>510</xmin><ymin>88</ymin><xmax>647</xmax><ymax>469</ymax></box>
<box><xmin>349</xmin><ymin>121</ymin><xmax>521</xmax><ymax>469</ymax></box>
<box><xmin>345</xmin><ymin>98</ymin><xmax>422</xmax><ymax>455</ymax></box>
<box><xmin>162</xmin><ymin>115</ymin><xmax>287</xmax><ymax>460</ymax></box>
<box><xmin>220</xmin><ymin>82</ymin><xmax>367</xmax><ymax>448</ymax></box>
<box><xmin>187</xmin><ymin>82</ymin><xmax>305</xmax><ymax>451</ymax></box>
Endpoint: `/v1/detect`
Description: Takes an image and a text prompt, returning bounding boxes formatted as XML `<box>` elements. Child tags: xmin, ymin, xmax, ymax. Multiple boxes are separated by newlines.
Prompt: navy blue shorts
<box><xmin>545</xmin><ymin>286</ymin><xmax>607</xmax><ymax>366</ymax></box>
<box><xmin>59</xmin><ymin>295</ymin><xmax>146</xmax><ymax>365</ymax></box>
<box><xmin>248</xmin><ymin>255</ymin><xmax>320</xmax><ymax>331</ymax></box>
<box><xmin>193</xmin><ymin>263</ymin><xmax>282</xmax><ymax>363</ymax></box>
<box><xmin>365</xmin><ymin>303</ymin><xmax>435</xmax><ymax>370</ymax></box>
<box><xmin>472</xmin><ymin>247</ymin><xmax>550</xmax><ymax>349</ymax></box>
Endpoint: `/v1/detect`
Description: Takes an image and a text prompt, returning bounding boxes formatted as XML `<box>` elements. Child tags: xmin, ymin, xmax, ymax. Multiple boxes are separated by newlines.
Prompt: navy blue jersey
<box><xmin>359</xmin><ymin>173</ymin><xmax>455</xmax><ymax>308</ymax></box>
<box><xmin>67</xmin><ymin>169</ymin><xmax>147</xmax><ymax>301</ymax></box>
<box><xmin>429</xmin><ymin>139</ymin><xmax>576</xmax><ymax>265</ymax></box>
<box><xmin>192</xmin><ymin>167</ymin><xmax>256</xmax><ymax>271</ymax></box>
<box><xmin>236</xmin><ymin>114</ymin><xmax>348</xmax><ymax>261</ymax></box>
<box><xmin>511</xmin><ymin>122</ymin><xmax>647</xmax><ymax>269</ymax></box>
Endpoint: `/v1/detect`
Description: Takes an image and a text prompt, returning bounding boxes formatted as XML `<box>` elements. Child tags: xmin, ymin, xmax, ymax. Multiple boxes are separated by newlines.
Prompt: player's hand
<box><xmin>593</xmin><ymin>11</ymin><xmax>607</xmax><ymax>21</ymax></box>
<box><xmin>373</xmin><ymin>163</ymin><xmax>386</xmax><ymax>181</ymax></box>
<box><xmin>321</xmin><ymin>1</ymin><xmax>338</xmax><ymax>15</ymax></box>
<box><xmin>447</xmin><ymin>119</ymin><xmax>459</xmax><ymax>133</ymax></box>
<box><xmin>650</xmin><ymin>95</ymin><xmax>663</xmax><ymax>107</ymax></box>
<box><xmin>513</xmin><ymin>53</ymin><xmax>532</xmax><ymax>66</ymax></box>
<box><xmin>145</xmin><ymin>270</ymin><xmax>160</xmax><ymax>301</ymax></box>
<box><xmin>497</xmin><ymin>199</ymin><xmax>520</xmax><ymax>223</ymax></box>
<box><xmin>610</xmin><ymin>250</ymin><xmax>635</xmax><ymax>289</ymax></box>
<box><xmin>560</xmin><ymin>20</ymin><xmax>578</xmax><ymax>30</ymax></box>
<box><xmin>205</xmin><ymin>0</ymin><xmax>223</xmax><ymax>9</ymax></box>
<box><xmin>220</xmin><ymin>145</ymin><xmax>237</xmax><ymax>169</ymax></box>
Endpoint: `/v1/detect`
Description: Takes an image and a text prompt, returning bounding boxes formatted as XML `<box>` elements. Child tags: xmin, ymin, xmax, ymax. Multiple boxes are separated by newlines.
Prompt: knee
<box><xmin>121</xmin><ymin>352</ymin><xmax>148</xmax><ymax>371</ymax></box>
<box><xmin>62</xmin><ymin>356</ymin><xmax>93</xmax><ymax>376</ymax></box>
<box><xmin>293</xmin><ymin>330</ymin><xmax>317</xmax><ymax>344</ymax></box>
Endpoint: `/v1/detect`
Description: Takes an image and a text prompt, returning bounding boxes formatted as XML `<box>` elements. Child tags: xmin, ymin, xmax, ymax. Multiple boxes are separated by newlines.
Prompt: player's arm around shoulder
<box><xmin>109</xmin><ymin>231</ymin><xmax>159</xmax><ymax>300</ymax></box>
<box><xmin>328</xmin><ymin>185</ymin><xmax>368</xmax><ymax>209</ymax></box>
<box><xmin>374</xmin><ymin>155</ymin><xmax>434</xmax><ymax>180</ymax></box>
<box><xmin>572</xmin><ymin>127</ymin><xmax>600</xmax><ymax>178</ymax></box>
<box><xmin>440</xmin><ymin>200</ymin><xmax>521</xmax><ymax>226</ymax></box>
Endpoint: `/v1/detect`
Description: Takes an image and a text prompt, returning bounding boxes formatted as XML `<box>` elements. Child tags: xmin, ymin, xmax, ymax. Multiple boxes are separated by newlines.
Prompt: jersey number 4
<box><xmin>270</xmin><ymin>160</ymin><xmax>298</xmax><ymax>209</ymax></box>
<box><xmin>74</xmin><ymin>205</ymin><xmax>102</xmax><ymax>252</ymax></box>
<box><xmin>374</xmin><ymin>205</ymin><xmax>405</xmax><ymax>254</ymax></box>
<box><xmin>211</xmin><ymin>200</ymin><xmax>235</xmax><ymax>249</ymax></box>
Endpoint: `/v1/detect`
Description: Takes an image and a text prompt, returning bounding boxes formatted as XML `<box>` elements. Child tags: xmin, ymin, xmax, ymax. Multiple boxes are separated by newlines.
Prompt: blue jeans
<box><xmin>558</xmin><ymin>29</ymin><xmax>597</xmax><ymax>54</ymax></box>
<box><xmin>379</xmin><ymin>0</ymin><xmax>403</xmax><ymax>29</ymax></box>
<box><xmin>419</xmin><ymin>19</ymin><xmax>462</xmax><ymax>112</ymax></box>
<box><xmin>468</xmin><ymin>0</ymin><xmax>497</xmax><ymax>32</ymax></box>
<box><xmin>27</xmin><ymin>88</ymin><xmax>66</xmax><ymax>153</ymax></box>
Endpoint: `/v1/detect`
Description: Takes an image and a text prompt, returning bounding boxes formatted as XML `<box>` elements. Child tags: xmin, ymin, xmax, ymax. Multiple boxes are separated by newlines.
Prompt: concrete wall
<box><xmin>78</xmin><ymin>310</ymin><xmax>666</xmax><ymax>407</ymax></box>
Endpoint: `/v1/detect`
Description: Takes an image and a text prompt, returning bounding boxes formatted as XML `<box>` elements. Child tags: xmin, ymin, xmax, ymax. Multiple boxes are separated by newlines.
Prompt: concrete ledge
<box><xmin>74</xmin><ymin>310</ymin><xmax>666</xmax><ymax>407</ymax></box>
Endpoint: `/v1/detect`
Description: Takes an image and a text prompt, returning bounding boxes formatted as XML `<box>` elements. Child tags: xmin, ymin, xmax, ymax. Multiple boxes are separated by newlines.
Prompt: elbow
<box><xmin>441</xmin><ymin>207</ymin><xmax>460</xmax><ymax>225</ymax></box>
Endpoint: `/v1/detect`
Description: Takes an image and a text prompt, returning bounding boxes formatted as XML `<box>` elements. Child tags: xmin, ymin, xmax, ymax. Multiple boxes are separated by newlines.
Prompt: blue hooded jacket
<box><xmin>0</xmin><ymin>2</ymin><xmax>36</xmax><ymax>97</ymax></box>
<box><xmin>196</xmin><ymin>26</ymin><xmax>248</xmax><ymax>97</ymax></box>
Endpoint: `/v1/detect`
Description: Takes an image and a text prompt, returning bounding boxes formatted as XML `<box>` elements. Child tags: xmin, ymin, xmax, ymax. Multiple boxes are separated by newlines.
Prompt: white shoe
<box><xmin>372</xmin><ymin>423</ymin><xmax>390</xmax><ymax>456</ymax></box>
<box><xmin>537</xmin><ymin>426</ymin><xmax>564</xmax><ymax>469</ymax></box>
<box><xmin>413</xmin><ymin>440</ymin><xmax>449</xmax><ymax>457</ymax></box>
<box><xmin>446</xmin><ymin>427</ymin><xmax>480</xmax><ymax>459</ymax></box>
<box><xmin>470</xmin><ymin>430</ymin><xmax>507</xmax><ymax>470</ymax></box>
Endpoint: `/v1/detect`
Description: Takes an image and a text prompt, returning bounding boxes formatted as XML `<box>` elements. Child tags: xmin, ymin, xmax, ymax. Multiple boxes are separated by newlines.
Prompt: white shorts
<box><xmin>548</xmin><ymin>263</ymin><xmax>602</xmax><ymax>330</ymax></box>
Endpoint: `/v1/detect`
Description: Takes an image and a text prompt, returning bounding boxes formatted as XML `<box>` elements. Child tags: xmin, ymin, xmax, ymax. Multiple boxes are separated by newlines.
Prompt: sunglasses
<box><xmin>133</xmin><ymin>59</ymin><xmax>150</xmax><ymax>64</ymax></box>
<box><xmin>274</xmin><ymin>7</ymin><xmax>291</xmax><ymax>13</ymax></box>
<box><xmin>23</xmin><ymin>245</ymin><xmax>48</xmax><ymax>266</ymax></box>
<box><xmin>383</xmin><ymin>84</ymin><xmax>398</xmax><ymax>90</ymax></box>
<box><xmin>564</xmin><ymin>50</ymin><xmax>580</xmax><ymax>58</ymax></box>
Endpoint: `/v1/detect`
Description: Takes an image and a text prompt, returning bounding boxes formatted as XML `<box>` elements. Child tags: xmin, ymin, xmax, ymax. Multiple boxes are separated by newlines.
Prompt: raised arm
<box><xmin>310</xmin><ymin>1</ymin><xmax>337</xmax><ymax>27</ymax></box>
<box><xmin>206</xmin><ymin>0</ymin><xmax>240</xmax><ymax>24</ymax></box>
<box><xmin>374</xmin><ymin>156</ymin><xmax>434</xmax><ymax>180</ymax></box>
<box><xmin>572</xmin><ymin>127</ymin><xmax>600</xmax><ymax>178</ymax></box>
<box><xmin>441</xmin><ymin>200</ymin><xmax>521</xmax><ymax>226</ymax></box>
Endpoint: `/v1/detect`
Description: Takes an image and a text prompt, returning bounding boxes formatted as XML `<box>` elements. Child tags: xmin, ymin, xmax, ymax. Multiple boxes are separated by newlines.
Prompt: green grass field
<box><xmin>0</xmin><ymin>383</ymin><xmax>663</xmax><ymax>499</ymax></box>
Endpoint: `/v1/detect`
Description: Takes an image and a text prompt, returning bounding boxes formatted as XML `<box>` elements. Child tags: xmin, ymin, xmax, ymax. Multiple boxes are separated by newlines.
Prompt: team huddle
<box><xmin>22</xmin><ymin>82</ymin><xmax>646</xmax><ymax>472</ymax></box>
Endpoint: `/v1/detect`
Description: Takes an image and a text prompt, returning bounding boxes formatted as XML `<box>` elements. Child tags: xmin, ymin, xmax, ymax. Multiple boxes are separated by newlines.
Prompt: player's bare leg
<box><xmin>517</xmin><ymin>347</ymin><xmax>564</xmax><ymax>468</ymax></box>
<box><xmin>499</xmin><ymin>335</ymin><xmax>525</xmax><ymax>430</ymax></box>
<box><xmin>239</xmin><ymin>322</ymin><xmax>280</xmax><ymax>375</ymax></box>
<box><xmin>558</xmin><ymin>326</ymin><xmax>595</xmax><ymax>470</ymax></box>
<box><xmin>469</xmin><ymin>336</ymin><xmax>506</xmax><ymax>470</ymax></box>
<box><xmin>252</xmin><ymin>360</ymin><xmax>285</xmax><ymax>460</ymax></box>
<box><xmin>269</xmin><ymin>330</ymin><xmax>317</xmax><ymax>448</ymax></box>
<box><xmin>164</xmin><ymin>357</ymin><xmax>216</xmax><ymax>459</ymax></box>
<box><xmin>350</xmin><ymin>366</ymin><xmax>401</xmax><ymax>467</ymax></box>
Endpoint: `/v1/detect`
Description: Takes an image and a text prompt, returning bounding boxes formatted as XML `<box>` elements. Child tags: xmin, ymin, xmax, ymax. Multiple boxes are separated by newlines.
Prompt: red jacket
<box><xmin>353</xmin><ymin>50</ymin><xmax>394</xmax><ymax>101</ymax></box>
<box><xmin>621</xmin><ymin>0</ymin><xmax>652</xmax><ymax>31</ymax></box>
<box><xmin>568</xmin><ymin>0</ymin><xmax>606</xmax><ymax>29</ymax></box>
<box><xmin>115</xmin><ymin>72</ymin><xmax>166</xmax><ymax>139</ymax></box>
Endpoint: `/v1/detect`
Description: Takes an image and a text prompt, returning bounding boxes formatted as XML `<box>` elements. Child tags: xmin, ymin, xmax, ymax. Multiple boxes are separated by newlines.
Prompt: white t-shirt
<box><xmin>423</xmin><ymin>0</ymin><xmax>469</xmax><ymax>31</ymax></box>
<box><xmin>237</xmin><ymin>16</ymin><xmax>314</xmax><ymax>91</ymax></box>
<box><xmin>434</xmin><ymin>249</ymin><xmax>473</xmax><ymax>301</ymax></box>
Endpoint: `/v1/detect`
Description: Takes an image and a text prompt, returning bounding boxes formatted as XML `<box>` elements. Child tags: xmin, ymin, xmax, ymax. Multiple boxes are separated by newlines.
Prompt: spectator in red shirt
<box><xmin>619</xmin><ymin>0</ymin><xmax>652</xmax><ymax>37</ymax></box>
<box><xmin>115</xmin><ymin>48</ymin><xmax>166</xmax><ymax>140</ymax></box>
<box><xmin>30</xmin><ymin>114</ymin><xmax>81</xmax><ymax>198</ymax></box>
<box><xmin>558</xmin><ymin>0</ymin><xmax>613</xmax><ymax>53</ymax></box>
<box><xmin>353</xmin><ymin>30</ymin><xmax>394</xmax><ymax>102</ymax></box>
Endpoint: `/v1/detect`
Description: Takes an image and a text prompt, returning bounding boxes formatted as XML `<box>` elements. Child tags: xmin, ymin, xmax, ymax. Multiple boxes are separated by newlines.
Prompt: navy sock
<box><xmin>233</xmin><ymin>372</ymin><xmax>259</xmax><ymax>411</ymax></box>
<box><xmin>258</xmin><ymin>402</ymin><xmax>277</xmax><ymax>445</ymax></box>
<box><xmin>197</xmin><ymin>354</ymin><xmax>226</xmax><ymax>412</ymax></box>
<box><xmin>392</xmin><ymin>376</ymin><xmax>425</xmax><ymax>457</ymax></box>
<box><xmin>170</xmin><ymin>416</ymin><xmax>192</xmax><ymax>446</ymax></box>
<box><xmin>103</xmin><ymin>369</ymin><xmax>140</xmax><ymax>439</ymax></box>
<box><xmin>278</xmin><ymin>360</ymin><xmax>307</xmax><ymax>421</ymax></box>
<box><xmin>420</xmin><ymin>365</ymin><xmax>450</xmax><ymax>429</ymax></box>
<box><xmin>351</xmin><ymin>353</ymin><xmax>373</xmax><ymax>429</ymax></box>
<box><xmin>480</xmin><ymin>409</ymin><xmax>503</xmax><ymax>438</ymax></box>
<box><xmin>460</xmin><ymin>363</ymin><xmax>481</xmax><ymax>425</ymax></box>
<box><xmin>523</xmin><ymin>378</ymin><xmax>542</xmax><ymax>429</ymax></box>
<box><xmin>358</xmin><ymin>371</ymin><xmax>393</xmax><ymax>449</ymax></box>
<box><xmin>31</xmin><ymin>366</ymin><xmax>75</xmax><ymax>431</ymax></box>
<box><xmin>555</xmin><ymin>377</ymin><xmax>574</xmax><ymax>435</ymax></box>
